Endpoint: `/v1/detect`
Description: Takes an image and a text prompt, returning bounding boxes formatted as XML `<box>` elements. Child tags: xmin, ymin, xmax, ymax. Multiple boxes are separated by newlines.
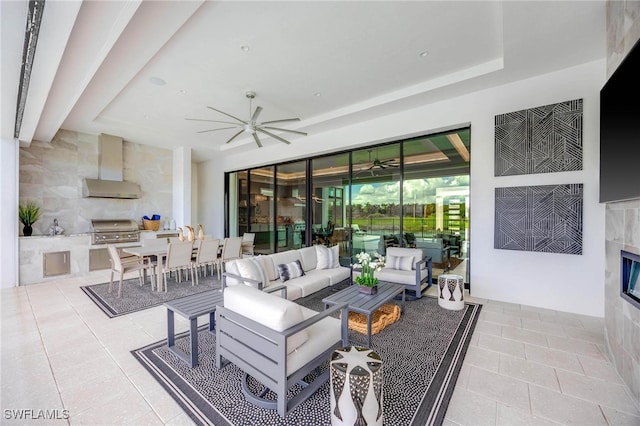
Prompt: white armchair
<box><xmin>215</xmin><ymin>284</ymin><xmax>348</xmax><ymax>417</ymax></box>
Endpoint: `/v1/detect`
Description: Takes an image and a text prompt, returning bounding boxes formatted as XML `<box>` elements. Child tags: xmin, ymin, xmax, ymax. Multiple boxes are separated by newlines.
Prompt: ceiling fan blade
<box><xmin>260</xmin><ymin>118</ymin><xmax>301</xmax><ymax>125</ymax></box>
<box><xmin>252</xmin><ymin>133</ymin><xmax>263</xmax><ymax>148</ymax></box>
<box><xmin>185</xmin><ymin>118</ymin><xmax>240</xmax><ymax>126</ymax></box>
<box><xmin>262</xmin><ymin>126</ymin><xmax>307</xmax><ymax>136</ymax></box>
<box><xmin>206</xmin><ymin>106</ymin><xmax>247</xmax><ymax>124</ymax></box>
<box><xmin>257</xmin><ymin>128</ymin><xmax>291</xmax><ymax>145</ymax></box>
<box><xmin>251</xmin><ymin>106</ymin><xmax>263</xmax><ymax>124</ymax></box>
<box><xmin>196</xmin><ymin>126</ymin><xmax>238</xmax><ymax>133</ymax></box>
<box><xmin>224</xmin><ymin>129</ymin><xmax>245</xmax><ymax>144</ymax></box>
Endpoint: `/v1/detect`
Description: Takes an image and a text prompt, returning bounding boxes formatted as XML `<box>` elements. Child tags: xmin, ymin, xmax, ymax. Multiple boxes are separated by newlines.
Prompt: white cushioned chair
<box><xmin>215</xmin><ymin>284</ymin><xmax>348</xmax><ymax>417</ymax></box>
<box><xmin>353</xmin><ymin>246</ymin><xmax>432</xmax><ymax>299</ymax></box>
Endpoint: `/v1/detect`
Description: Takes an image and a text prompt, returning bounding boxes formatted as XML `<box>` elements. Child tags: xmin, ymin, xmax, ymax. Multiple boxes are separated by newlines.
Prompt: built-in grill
<box><xmin>90</xmin><ymin>219</ymin><xmax>140</xmax><ymax>245</ymax></box>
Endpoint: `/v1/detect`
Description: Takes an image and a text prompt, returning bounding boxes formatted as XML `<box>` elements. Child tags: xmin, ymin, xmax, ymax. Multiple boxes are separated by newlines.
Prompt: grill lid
<box><xmin>91</xmin><ymin>219</ymin><xmax>139</xmax><ymax>233</ymax></box>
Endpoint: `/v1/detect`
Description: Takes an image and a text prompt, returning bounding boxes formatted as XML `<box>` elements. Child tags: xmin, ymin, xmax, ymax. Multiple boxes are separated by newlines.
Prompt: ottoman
<box><xmin>330</xmin><ymin>346</ymin><xmax>383</xmax><ymax>426</ymax></box>
<box><xmin>437</xmin><ymin>274</ymin><xmax>465</xmax><ymax>310</ymax></box>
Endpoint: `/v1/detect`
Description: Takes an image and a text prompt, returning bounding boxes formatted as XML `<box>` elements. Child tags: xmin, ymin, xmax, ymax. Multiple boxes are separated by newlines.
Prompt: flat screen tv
<box><xmin>600</xmin><ymin>37</ymin><xmax>640</xmax><ymax>203</ymax></box>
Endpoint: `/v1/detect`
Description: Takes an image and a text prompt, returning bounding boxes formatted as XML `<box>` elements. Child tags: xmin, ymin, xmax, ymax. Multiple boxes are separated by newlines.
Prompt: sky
<box><xmin>351</xmin><ymin>175</ymin><xmax>470</xmax><ymax>205</ymax></box>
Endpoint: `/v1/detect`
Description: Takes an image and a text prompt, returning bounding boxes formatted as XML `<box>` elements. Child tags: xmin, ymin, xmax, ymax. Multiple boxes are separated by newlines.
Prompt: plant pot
<box><xmin>23</xmin><ymin>225</ymin><xmax>33</xmax><ymax>236</ymax></box>
<box><xmin>358</xmin><ymin>284</ymin><xmax>378</xmax><ymax>295</ymax></box>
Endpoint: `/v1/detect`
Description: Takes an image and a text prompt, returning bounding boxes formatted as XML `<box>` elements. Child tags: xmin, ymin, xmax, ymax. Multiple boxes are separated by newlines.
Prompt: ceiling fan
<box><xmin>357</xmin><ymin>149</ymin><xmax>399</xmax><ymax>176</ymax></box>
<box><xmin>186</xmin><ymin>91</ymin><xmax>307</xmax><ymax>148</ymax></box>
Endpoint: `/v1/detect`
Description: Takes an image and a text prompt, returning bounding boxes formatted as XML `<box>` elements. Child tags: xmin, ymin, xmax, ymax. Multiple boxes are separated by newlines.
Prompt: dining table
<box><xmin>122</xmin><ymin>245</ymin><xmax>169</xmax><ymax>291</ymax></box>
<box><xmin>123</xmin><ymin>241</ymin><xmax>220</xmax><ymax>291</ymax></box>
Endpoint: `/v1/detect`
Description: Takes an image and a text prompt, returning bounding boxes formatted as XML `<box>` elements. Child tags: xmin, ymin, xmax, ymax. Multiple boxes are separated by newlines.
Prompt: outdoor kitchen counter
<box><xmin>18</xmin><ymin>234</ymin><xmax>115</xmax><ymax>285</ymax></box>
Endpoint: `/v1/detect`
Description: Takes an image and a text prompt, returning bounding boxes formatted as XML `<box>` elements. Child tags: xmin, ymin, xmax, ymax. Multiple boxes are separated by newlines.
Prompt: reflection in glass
<box><xmin>276</xmin><ymin>161</ymin><xmax>307</xmax><ymax>250</ymax></box>
<box><xmin>225</xmin><ymin>128</ymin><xmax>471</xmax><ymax>278</ymax></box>
<box><xmin>351</xmin><ymin>144</ymin><xmax>401</xmax><ymax>256</ymax></box>
<box><xmin>249</xmin><ymin>166</ymin><xmax>274</xmax><ymax>254</ymax></box>
<box><xmin>311</xmin><ymin>154</ymin><xmax>350</xmax><ymax>256</ymax></box>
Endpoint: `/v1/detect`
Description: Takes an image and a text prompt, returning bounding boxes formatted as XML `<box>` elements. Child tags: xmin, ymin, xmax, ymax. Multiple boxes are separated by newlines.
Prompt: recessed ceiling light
<box><xmin>149</xmin><ymin>76</ymin><xmax>166</xmax><ymax>86</ymax></box>
<box><xmin>314</xmin><ymin>92</ymin><xmax>322</xmax><ymax>97</ymax></box>
<box><xmin>419</xmin><ymin>50</ymin><xmax>429</xmax><ymax>58</ymax></box>
<box><xmin>178</xmin><ymin>89</ymin><xmax>187</xmax><ymax>94</ymax></box>
<box><xmin>240</xmin><ymin>45</ymin><xmax>250</xmax><ymax>52</ymax></box>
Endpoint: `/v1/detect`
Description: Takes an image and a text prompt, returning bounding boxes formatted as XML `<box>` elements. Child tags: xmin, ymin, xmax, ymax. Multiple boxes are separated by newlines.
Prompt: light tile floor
<box><xmin>1</xmin><ymin>270</ymin><xmax>639</xmax><ymax>426</ymax></box>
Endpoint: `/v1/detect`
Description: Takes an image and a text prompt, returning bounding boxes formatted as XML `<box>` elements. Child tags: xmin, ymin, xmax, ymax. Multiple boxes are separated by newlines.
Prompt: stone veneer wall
<box><xmin>19</xmin><ymin>129</ymin><xmax>173</xmax><ymax>235</ymax></box>
<box><xmin>604</xmin><ymin>1</ymin><xmax>640</xmax><ymax>408</ymax></box>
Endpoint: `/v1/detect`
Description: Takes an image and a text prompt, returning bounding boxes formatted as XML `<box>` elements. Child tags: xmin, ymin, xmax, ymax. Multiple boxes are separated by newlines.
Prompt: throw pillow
<box><xmin>250</xmin><ymin>256</ymin><xmax>271</xmax><ymax>289</ymax></box>
<box><xmin>278</xmin><ymin>260</ymin><xmax>305</xmax><ymax>282</ymax></box>
<box><xmin>235</xmin><ymin>258</ymin><xmax>263</xmax><ymax>288</ymax></box>
<box><xmin>315</xmin><ymin>244</ymin><xmax>340</xmax><ymax>269</ymax></box>
<box><xmin>385</xmin><ymin>254</ymin><xmax>414</xmax><ymax>271</ymax></box>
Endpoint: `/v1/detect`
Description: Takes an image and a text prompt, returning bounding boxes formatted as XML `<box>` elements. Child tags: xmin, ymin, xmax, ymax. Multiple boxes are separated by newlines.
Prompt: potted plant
<box><xmin>354</xmin><ymin>251</ymin><xmax>385</xmax><ymax>294</ymax></box>
<box><xmin>18</xmin><ymin>201</ymin><xmax>42</xmax><ymax>236</ymax></box>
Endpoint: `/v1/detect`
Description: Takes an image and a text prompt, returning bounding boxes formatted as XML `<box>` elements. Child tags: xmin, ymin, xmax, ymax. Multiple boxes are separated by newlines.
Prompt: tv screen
<box><xmin>599</xmin><ymin>37</ymin><xmax>640</xmax><ymax>203</ymax></box>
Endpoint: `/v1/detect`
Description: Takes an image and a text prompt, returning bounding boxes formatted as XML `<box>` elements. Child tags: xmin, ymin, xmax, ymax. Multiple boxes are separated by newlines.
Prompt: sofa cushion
<box><xmin>268</xmin><ymin>251</ymin><xmax>303</xmax><ymax>280</ymax></box>
<box><xmin>287</xmin><ymin>307</ymin><xmax>341</xmax><ymax>375</ymax></box>
<box><xmin>316</xmin><ymin>244</ymin><xmax>340</xmax><ymax>269</ymax></box>
<box><xmin>233</xmin><ymin>258</ymin><xmax>265</xmax><ymax>288</ymax></box>
<box><xmin>278</xmin><ymin>260</ymin><xmax>305</xmax><ymax>282</ymax></box>
<box><xmin>223</xmin><ymin>284</ymin><xmax>308</xmax><ymax>354</ymax></box>
<box><xmin>298</xmin><ymin>246</ymin><xmax>318</xmax><ymax>271</ymax></box>
<box><xmin>287</xmin><ymin>271</ymin><xmax>331</xmax><ymax>297</ymax></box>
<box><xmin>385</xmin><ymin>254</ymin><xmax>414</xmax><ymax>271</ymax></box>
<box><xmin>385</xmin><ymin>247</ymin><xmax>425</xmax><ymax>269</ymax></box>
<box><xmin>224</xmin><ymin>260</ymin><xmax>244</xmax><ymax>286</ymax></box>
<box><xmin>250</xmin><ymin>256</ymin><xmax>270</xmax><ymax>288</ymax></box>
<box><xmin>374</xmin><ymin>268</ymin><xmax>417</xmax><ymax>286</ymax></box>
<box><xmin>307</xmin><ymin>267</ymin><xmax>350</xmax><ymax>286</ymax></box>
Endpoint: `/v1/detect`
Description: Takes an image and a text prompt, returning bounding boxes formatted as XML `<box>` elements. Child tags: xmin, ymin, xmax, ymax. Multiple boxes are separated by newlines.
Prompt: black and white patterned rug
<box><xmin>81</xmin><ymin>274</ymin><xmax>222</xmax><ymax>318</ymax></box>
<box><xmin>132</xmin><ymin>285</ymin><xmax>481</xmax><ymax>425</ymax></box>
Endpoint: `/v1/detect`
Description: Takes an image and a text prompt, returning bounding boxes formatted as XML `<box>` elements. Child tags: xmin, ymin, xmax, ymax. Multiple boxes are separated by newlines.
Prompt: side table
<box><xmin>330</xmin><ymin>346</ymin><xmax>383</xmax><ymax>426</ymax></box>
<box><xmin>164</xmin><ymin>290</ymin><xmax>224</xmax><ymax>367</ymax></box>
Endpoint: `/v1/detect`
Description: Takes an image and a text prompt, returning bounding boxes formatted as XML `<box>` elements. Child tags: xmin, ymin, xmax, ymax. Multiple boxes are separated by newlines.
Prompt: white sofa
<box><xmin>353</xmin><ymin>247</ymin><xmax>432</xmax><ymax>299</ymax></box>
<box><xmin>223</xmin><ymin>245</ymin><xmax>350</xmax><ymax>300</ymax></box>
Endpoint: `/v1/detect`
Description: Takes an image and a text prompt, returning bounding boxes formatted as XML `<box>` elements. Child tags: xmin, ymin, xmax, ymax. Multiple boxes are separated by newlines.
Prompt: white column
<box><xmin>172</xmin><ymin>146</ymin><xmax>192</xmax><ymax>229</ymax></box>
<box><xmin>0</xmin><ymin>138</ymin><xmax>19</xmax><ymax>288</ymax></box>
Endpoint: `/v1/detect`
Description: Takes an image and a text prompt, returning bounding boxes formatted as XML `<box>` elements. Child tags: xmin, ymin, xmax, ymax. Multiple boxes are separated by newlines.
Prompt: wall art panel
<box><xmin>494</xmin><ymin>184</ymin><xmax>583</xmax><ymax>254</ymax></box>
<box><xmin>495</xmin><ymin>99</ymin><xmax>583</xmax><ymax>176</ymax></box>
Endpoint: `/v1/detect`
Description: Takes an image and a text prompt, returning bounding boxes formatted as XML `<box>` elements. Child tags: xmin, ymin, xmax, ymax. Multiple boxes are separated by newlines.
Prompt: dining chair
<box><xmin>193</xmin><ymin>238</ymin><xmax>220</xmax><ymax>278</ymax></box>
<box><xmin>241</xmin><ymin>232</ymin><xmax>255</xmax><ymax>256</ymax></box>
<box><xmin>161</xmin><ymin>241</ymin><xmax>196</xmax><ymax>291</ymax></box>
<box><xmin>141</xmin><ymin>238</ymin><xmax>169</xmax><ymax>287</ymax></box>
<box><xmin>219</xmin><ymin>237</ymin><xmax>243</xmax><ymax>279</ymax></box>
<box><xmin>107</xmin><ymin>244</ymin><xmax>155</xmax><ymax>298</ymax></box>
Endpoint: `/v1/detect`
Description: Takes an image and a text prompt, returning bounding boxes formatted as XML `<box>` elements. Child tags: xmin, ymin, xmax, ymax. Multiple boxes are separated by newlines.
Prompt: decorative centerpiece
<box><xmin>18</xmin><ymin>201</ymin><xmax>42</xmax><ymax>237</ymax></box>
<box><xmin>354</xmin><ymin>251</ymin><xmax>385</xmax><ymax>294</ymax></box>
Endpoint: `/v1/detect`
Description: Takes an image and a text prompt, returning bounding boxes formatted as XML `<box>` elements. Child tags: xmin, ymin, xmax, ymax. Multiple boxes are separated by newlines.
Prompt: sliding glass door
<box><xmin>311</xmin><ymin>153</ymin><xmax>350</xmax><ymax>256</ymax></box>
<box><xmin>225</xmin><ymin>127</ymin><xmax>471</xmax><ymax>282</ymax></box>
<box><xmin>275</xmin><ymin>161</ymin><xmax>307</xmax><ymax>250</ymax></box>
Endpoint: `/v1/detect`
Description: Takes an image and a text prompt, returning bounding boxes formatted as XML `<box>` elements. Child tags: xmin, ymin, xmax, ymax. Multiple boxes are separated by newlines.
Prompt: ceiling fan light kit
<box><xmin>187</xmin><ymin>91</ymin><xmax>307</xmax><ymax>148</ymax></box>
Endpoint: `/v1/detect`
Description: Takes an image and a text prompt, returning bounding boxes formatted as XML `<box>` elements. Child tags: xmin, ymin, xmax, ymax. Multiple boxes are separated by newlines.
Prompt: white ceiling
<box><xmin>1</xmin><ymin>1</ymin><xmax>605</xmax><ymax>162</ymax></box>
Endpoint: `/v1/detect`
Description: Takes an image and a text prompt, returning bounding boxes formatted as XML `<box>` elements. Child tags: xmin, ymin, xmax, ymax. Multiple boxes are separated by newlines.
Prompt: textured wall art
<box><xmin>495</xmin><ymin>99</ymin><xmax>583</xmax><ymax>176</ymax></box>
<box><xmin>494</xmin><ymin>184</ymin><xmax>583</xmax><ymax>255</ymax></box>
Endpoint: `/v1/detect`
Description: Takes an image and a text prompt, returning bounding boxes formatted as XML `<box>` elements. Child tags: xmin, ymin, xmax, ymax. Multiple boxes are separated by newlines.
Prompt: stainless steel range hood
<box><xmin>82</xmin><ymin>134</ymin><xmax>142</xmax><ymax>199</ymax></box>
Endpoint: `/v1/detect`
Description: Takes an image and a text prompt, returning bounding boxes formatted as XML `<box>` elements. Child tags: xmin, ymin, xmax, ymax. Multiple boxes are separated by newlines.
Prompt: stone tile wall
<box><xmin>604</xmin><ymin>0</ymin><xmax>640</xmax><ymax>408</ymax></box>
<box><xmin>19</xmin><ymin>129</ymin><xmax>173</xmax><ymax>236</ymax></box>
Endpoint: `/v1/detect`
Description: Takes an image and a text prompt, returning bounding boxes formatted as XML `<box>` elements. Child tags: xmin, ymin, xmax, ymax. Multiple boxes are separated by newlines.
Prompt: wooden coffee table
<box><xmin>322</xmin><ymin>281</ymin><xmax>405</xmax><ymax>347</ymax></box>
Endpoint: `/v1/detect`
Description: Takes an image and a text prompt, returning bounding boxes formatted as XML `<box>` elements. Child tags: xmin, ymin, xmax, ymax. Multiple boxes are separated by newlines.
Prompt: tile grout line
<box><xmin>24</xmin><ymin>285</ymin><xmax>71</xmax><ymax>426</ymax></box>
<box><xmin>51</xmin><ymin>279</ymin><xmax>167</xmax><ymax>423</ymax></box>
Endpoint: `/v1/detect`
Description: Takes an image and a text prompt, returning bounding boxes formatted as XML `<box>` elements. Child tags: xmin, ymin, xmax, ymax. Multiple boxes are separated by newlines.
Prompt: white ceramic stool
<box><xmin>437</xmin><ymin>274</ymin><xmax>465</xmax><ymax>310</ymax></box>
<box><xmin>330</xmin><ymin>346</ymin><xmax>383</xmax><ymax>426</ymax></box>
